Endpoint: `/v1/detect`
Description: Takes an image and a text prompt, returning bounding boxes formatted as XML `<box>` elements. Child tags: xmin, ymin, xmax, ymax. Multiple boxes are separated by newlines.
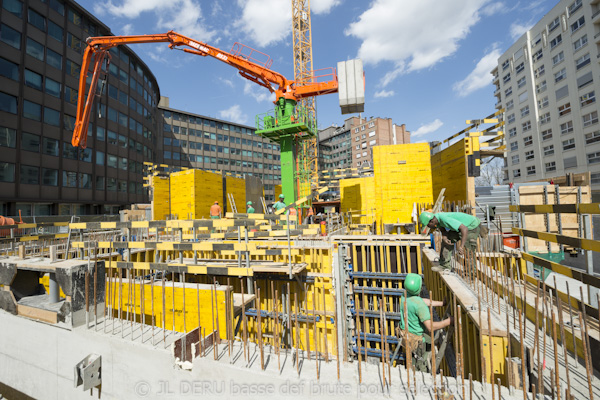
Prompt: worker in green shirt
<box><xmin>399</xmin><ymin>273</ymin><xmax>453</xmax><ymax>372</ymax></box>
<box><xmin>246</xmin><ymin>201</ymin><xmax>255</xmax><ymax>213</ymax></box>
<box><xmin>273</xmin><ymin>194</ymin><xmax>287</xmax><ymax>213</ymax></box>
<box><xmin>419</xmin><ymin>211</ymin><xmax>481</xmax><ymax>270</ymax></box>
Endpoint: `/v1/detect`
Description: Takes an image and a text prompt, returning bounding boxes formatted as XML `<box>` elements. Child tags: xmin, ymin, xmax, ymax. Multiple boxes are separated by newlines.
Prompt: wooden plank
<box><xmin>512</xmin><ymin>228</ymin><xmax>600</xmax><ymax>252</ymax></box>
<box><xmin>17</xmin><ymin>304</ymin><xmax>58</xmax><ymax>324</ymax></box>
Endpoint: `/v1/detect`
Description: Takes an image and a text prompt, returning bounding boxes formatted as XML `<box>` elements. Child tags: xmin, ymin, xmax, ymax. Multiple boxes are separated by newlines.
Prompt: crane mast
<box><xmin>292</xmin><ymin>0</ymin><xmax>318</xmax><ymax>204</ymax></box>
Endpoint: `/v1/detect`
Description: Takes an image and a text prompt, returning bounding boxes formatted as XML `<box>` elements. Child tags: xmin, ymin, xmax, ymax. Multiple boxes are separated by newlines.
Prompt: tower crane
<box><xmin>71</xmin><ymin>30</ymin><xmax>364</xmax><ymax>203</ymax></box>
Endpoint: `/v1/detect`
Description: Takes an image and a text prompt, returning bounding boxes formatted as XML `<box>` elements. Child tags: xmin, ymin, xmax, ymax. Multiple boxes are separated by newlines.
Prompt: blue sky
<box><xmin>77</xmin><ymin>0</ymin><xmax>556</xmax><ymax>143</ymax></box>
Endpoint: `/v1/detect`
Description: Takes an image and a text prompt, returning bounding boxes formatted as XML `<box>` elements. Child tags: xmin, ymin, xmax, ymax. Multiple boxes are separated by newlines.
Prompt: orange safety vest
<box><xmin>289</xmin><ymin>208</ymin><xmax>297</xmax><ymax>216</ymax></box>
<box><xmin>210</xmin><ymin>204</ymin><xmax>221</xmax><ymax>216</ymax></box>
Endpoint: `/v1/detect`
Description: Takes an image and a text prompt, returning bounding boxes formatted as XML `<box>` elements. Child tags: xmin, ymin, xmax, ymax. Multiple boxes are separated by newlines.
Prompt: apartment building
<box><xmin>159</xmin><ymin>98</ymin><xmax>281</xmax><ymax>201</ymax></box>
<box><xmin>350</xmin><ymin>117</ymin><xmax>410</xmax><ymax>167</ymax></box>
<box><xmin>491</xmin><ymin>0</ymin><xmax>600</xmax><ymax>200</ymax></box>
<box><xmin>319</xmin><ymin>116</ymin><xmax>410</xmax><ymax>169</ymax></box>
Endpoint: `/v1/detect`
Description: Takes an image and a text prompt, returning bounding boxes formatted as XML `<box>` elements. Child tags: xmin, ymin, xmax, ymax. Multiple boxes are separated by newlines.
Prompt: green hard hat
<box><xmin>404</xmin><ymin>273</ymin><xmax>422</xmax><ymax>296</ymax></box>
<box><xmin>419</xmin><ymin>211</ymin><xmax>434</xmax><ymax>227</ymax></box>
<box><xmin>279</xmin><ymin>194</ymin><xmax>285</xmax><ymax>199</ymax></box>
<box><xmin>247</xmin><ymin>201</ymin><xmax>252</xmax><ymax>205</ymax></box>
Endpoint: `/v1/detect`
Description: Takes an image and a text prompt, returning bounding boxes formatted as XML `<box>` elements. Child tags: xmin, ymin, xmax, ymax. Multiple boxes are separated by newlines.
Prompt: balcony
<box><xmin>593</xmin><ymin>8</ymin><xmax>600</xmax><ymax>21</ymax></box>
<box><xmin>495</xmin><ymin>101</ymin><xmax>503</xmax><ymax>110</ymax></box>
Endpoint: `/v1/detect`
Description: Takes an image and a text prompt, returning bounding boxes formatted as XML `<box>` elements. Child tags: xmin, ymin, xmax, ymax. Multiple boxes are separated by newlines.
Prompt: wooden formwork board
<box><xmin>517</xmin><ymin>185</ymin><xmax>591</xmax><ymax>252</ymax></box>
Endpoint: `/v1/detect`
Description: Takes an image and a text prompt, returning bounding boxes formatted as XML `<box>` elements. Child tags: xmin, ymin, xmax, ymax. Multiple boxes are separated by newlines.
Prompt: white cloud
<box><xmin>481</xmin><ymin>2</ymin><xmax>508</xmax><ymax>16</ymax></box>
<box><xmin>234</xmin><ymin>0</ymin><xmax>291</xmax><ymax>47</ymax></box>
<box><xmin>346</xmin><ymin>0</ymin><xmax>491</xmax><ymax>86</ymax></box>
<box><xmin>99</xmin><ymin>0</ymin><xmax>216</xmax><ymax>41</ymax></box>
<box><xmin>510</xmin><ymin>20</ymin><xmax>535</xmax><ymax>40</ymax></box>
<box><xmin>219</xmin><ymin>105</ymin><xmax>248</xmax><ymax>124</ymax></box>
<box><xmin>412</xmin><ymin>119</ymin><xmax>444</xmax><ymax>137</ymax></box>
<box><xmin>453</xmin><ymin>47</ymin><xmax>502</xmax><ymax>97</ymax></box>
<box><xmin>244</xmin><ymin>82</ymin><xmax>274</xmax><ymax>103</ymax></box>
<box><xmin>374</xmin><ymin>89</ymin><xmax>394</xmax><ymax>98</ymax></box>
<box><xmin>234</xmin><ymin>0</ymin><xmax>340</xmax><ymax>47</ymax></box>
<box><xmin>121</xmin><ymin>23</ymin><xmax>134</xmax><ymax>35</ymax></box>
<box><xmin>219</xmin><ymin>77</ymin><xmax>235</xmax><ymax>88</ymax></box>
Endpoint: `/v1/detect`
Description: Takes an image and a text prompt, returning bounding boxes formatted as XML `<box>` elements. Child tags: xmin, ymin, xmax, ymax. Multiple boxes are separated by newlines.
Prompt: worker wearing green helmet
<box><xmin>273</xmin><ymin>194</ymin><xmax>287</xmax><ymax>213</ymax></box>
<box><xmin>399</xmin><ymin>273</ymin><xmax>454</xmax><ymax>372</ymax></box>
<box><xmin>419</xmin><ymin>210</ymin><xmax>481</xmax><ymax>270</ymax></box>
<box><xmin>246</xmin><ymin>201</ymin><xmax>255</xmax><ymax>214</ymax></box>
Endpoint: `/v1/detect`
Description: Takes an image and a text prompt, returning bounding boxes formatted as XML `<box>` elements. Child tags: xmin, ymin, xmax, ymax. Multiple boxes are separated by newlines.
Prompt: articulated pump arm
<box><xmin>72</xmin><ymin>31</ymin><xmax>339</xmax><ymax>148</ymax></box>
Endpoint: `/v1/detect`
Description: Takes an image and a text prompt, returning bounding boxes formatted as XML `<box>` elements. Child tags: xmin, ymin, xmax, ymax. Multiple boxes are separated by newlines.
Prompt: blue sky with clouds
<box><xmin>77</xmin><ymin>0</ymin><xmax>556</xmax><ymax>142</ymax></box>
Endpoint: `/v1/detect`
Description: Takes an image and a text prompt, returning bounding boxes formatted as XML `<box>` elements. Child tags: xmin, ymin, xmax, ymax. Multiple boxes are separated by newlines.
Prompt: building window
<box><xmin>45</xmin><ymin>78</ymin><xmax>61</xmax><ymax>98</ymax></box>
<box><xmin>42</xmin><ymin>168</ymin><xmax>58</xmax><ymax>186</ymax></box>
<box><xmin>26</xmin><ymin>38</ymin><xmax>44</xmax><ymax>61</ymax></box>
<box><xmin>554</xmin><ymin>68</ymin><xmax>566</xmax><ymax>83</ymax></box>
<box><xmin>575</xmin><ymin>53</ymin><xmax>590</xmax><ymax>70</ymax></box>
<box><xmin>503</xmin><ymin>73</ymin><xmax>511</xmax><ymax>84</ymax></box>
<box><xmin>62</xmin><ymin>171</ymin><xmax>77</xmax><ymax>187</ymax></box>
<box><xmin>539</xmin><ymin>112</ymin><xmax>551</xmax><ymax>124</ymax></box>
<box><xmin>23</xmin><ymin>100</ymin><xmax>41</xmax><ymax>121</ymax></box>
<box><xmin>526</xmin><ymin>166</ymin><xmax>536</xmax><ymax>176</ymax></box>
<box><xmin>507</xmin><ymin>113</ymin><xmax>515</xmax><ymax>124</ymax></box>
<box><xmin>27</xmin><ymin>8</ymin><xmax>46</xmax><ymax>31</ymax></box>
<box><xmin>585</xmin><ymin>131</ymin><xmax>600</xmax><ymax>145</ymax></box>
<box><xmin>502</xmin><ymin>60</ymin><xmax>510</xmax><ymax>70</ymax></box>
<box><xmin>535</xmin><ymin>65</ymin><xmax>545</xmax><ymax>78</ymax></box>
<box><xmin>583</xmin><ymin>111</ymin><xmax>599</xmax><ymax>127</ymax></box>
<box><xmin>525</xmin><ymin>150</ymin><xmax>535</xmax><ymax>160</ymax></box>
<box><xmin>0</xmin><ymin>127</ymin><xmax>16</xmax><ymax>148</ymax></box>
<box><xmin>559</xmin><ymin>121</ymin><xmax>573</xmax><ymax>135</ymax></box>
<box><xmin>552</xmin><ymin>51</ymin><xmax>564</xmax><ymax>66</ymax></box>
<box><xmin>538</xmin><ymin>97</ymin><xmax>549</xmax><ymax>109</ymax></box>
<box><xmin>541</xmin><ymin>129</ymin><xmax>553</xmax><ymax>141</ymax></box>
<box><xmin>3</xmin><ymin>0</ymin><xmax>22</xmax><ymax>17</ymax></box>
<box><xmin>20</xmin><ymin>165</ymin><xmax>39</xmax><ymax>184</ymax></box>
<box><xmin>569</xmin><ymin>0</ymin><xmax>582</xmax><ymax>14</ymax></box>
<box><xmin>42</xmin><ymin>137</ymin><xmax>58</xmax><ymax>155</ymax></box>
<box><xmin>505</xmin><ymin>87</ymin><xmax>513</xmax><ymax>97</ymax></box>
<box><xmin>0</xmin><ymin>24</ymin><xmax>21</xmax><ymax>49</ymax></box>
<box><xmin>24</xmin><ymin>69</ymin><xmax>42</xmax><ymax>91</ymax></box>
<box><xmin>544</xmin><ymin>144</ymin><xmax>555</xmax><ymax>156</ymax></box>
<box><xmin>532</xmin><ymin>49</ymin><xmax>543</xmax><ymax>62</ymax></box>
<box><xmin>545</xmin><ymin>162</ymin><xmax>556</xmax><ymax>172</ymax></box>
<box><xmin>0</xmin><ymin>162</ymin><xmax>15</xmax><ymax>182</ymax></box>
<box><xmin>548</xmin><ymin>17</ymin><xmax>560</xmax><ymax>33</ymax></box>
<box><xmin>517</xmin><ymin>77</ymin><xmax>526</xmax><ymax>89</ymax></box>
<box><xmin>506</xmin><ymin>99</ymin><xmax>514</xmax><ymax>110</ymax></box>
<box><xmin>46</xmin><ymin>48</ymin><xmax>62</xmax><ymax>70</ymax></box>
<box><xmin>510</xmin><ymin>141</ymin><xmax>518</xmax><ymax>151</ymax></box>
<box><xmin>550</xmin><ymin>34</ymin><xmax>562</xmax><ymax>49</ymax></box>
<box><xmin>573</xmin><ymin>34</ymin><xmax>588</xmax><ymax>52</ymax></box>
<box><xmin>570</xmin><ymin>15</ymin><xmax>585</xmax><ymax>34</ymax></box>
<box><xmin>21</xmin><ymin>132</ymin><xmax>40</xmax><ymax>152</ymax></box>
<box><xmin>557</xmin><ymin>103</ymin><xmax>571</xmax><ymax>117</ymax></box>
<box><xmin>588</xmin><ymin>151</ymin><xmax>600</xmax><ymax>164</ymax></box>
<box><xmin>536</xmin><ymin>80</ymin><xmax>547</xmax><ymax>94</ymax></box>
<box><xmin>563</xmin><ymin>138</ymin><xmax>576</xmax><ymax>151</ymax></box>
<box><xmin>513</xmin><ymin>169</ymin><xmax>521</xmax><ymax>178</ymax></box>
<box><xmin>520</xmin><ymin>106</ymin><xmax>530</xmax><ymax>117</ymax></box>
<box><xmin>0</xmin><ymin>57</ymin><xmax>19</xmax><ymax>81</ymax></box>
<box><xmin>509</xmin><ymin>127</ymin><xmax>517</xmax><ymax>138</ymax></box>
<box><xmin>515</xmin><ymin>62</ymin><xmax>524</xmax><ymax>74</ymax></box>
<box><xmin>580</xmin><ymin>91</ymin><xmax>595</xmax><ymax>107</ymax></box>
<box><xmin>43</xmin><ymin>107</ymin><xmax>60</xmax><ymax>126</ymax></box>
<box><xmin>592</xmin><ymin>173</ymin><xmax>600</xmax><ymax>185</ymax></box>
<box><xmin>522</xmin><ymin>121</ymin><xmax>531</xmax><ymax>132</ymax></box>
<box><xmin>523</xmin><ymin>135</ymin><xmax>533</xmax><ymax>146</ymax></box>
<box><xmin>511</xmin><ymin>155</ymin><xmax>519</xmax><ymax>164</ymax></box>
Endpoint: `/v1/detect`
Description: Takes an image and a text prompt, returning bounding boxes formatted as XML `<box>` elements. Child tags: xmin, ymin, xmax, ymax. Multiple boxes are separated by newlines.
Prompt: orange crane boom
<box><xmin>72</xmin><ymin>30</ymin><xmax>339</xmax><ymax>148</ymax></box>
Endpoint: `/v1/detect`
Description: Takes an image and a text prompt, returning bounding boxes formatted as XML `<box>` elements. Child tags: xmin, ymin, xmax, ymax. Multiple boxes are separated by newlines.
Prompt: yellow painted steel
<box><xmin>151</xmin><ymin>175</ymin><xmax>171</xmax><ymax>220</ymax></box>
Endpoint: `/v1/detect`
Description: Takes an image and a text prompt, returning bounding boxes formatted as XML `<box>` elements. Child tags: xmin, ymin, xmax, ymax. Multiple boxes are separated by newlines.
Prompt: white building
<box><xmin>491</xmin><ymin>0</ymin><xmax>600</xmax><ymax>200</ymax></box>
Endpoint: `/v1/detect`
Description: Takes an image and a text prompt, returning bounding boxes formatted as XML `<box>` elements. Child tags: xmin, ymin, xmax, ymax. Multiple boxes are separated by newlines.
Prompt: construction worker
<box><xmin>419</xmin><ymin>211</ymin><xmax>481</xmax><ymax>270</ymax></box>
<box><xmin>246</xmin><ymin>201</ymin><xmax>255</xmax><ymax>213</ymax></box>
<box><xmin>210</xmin><ymin>201</ymin><xmax>221</xmax><ymax>219</ymax></box>
<box><xmin>273</xmin><ymin>194</ymin><xmax>287</xmax><ymax>213</ymax></box>
<box><xmin>399</xmin><ymin>273</ymin><xmax>453</xmax><ymax>372</ymax></box>
<box><xmin>305</xmin><ymin>206</ymin><xmax>314</xmax><ymax>224</ymax></box>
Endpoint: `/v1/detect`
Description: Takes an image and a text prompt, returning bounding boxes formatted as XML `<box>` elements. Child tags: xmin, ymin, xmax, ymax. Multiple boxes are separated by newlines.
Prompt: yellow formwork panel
<box><xmin>431</xmin><ymin>138</ymin><xmax>477</xmax><ymax>204</ymax></box>
<box><xmin>151</xmin><ymin>175</ymin><xmax>171</xmax><ymax>220</ymax></box>
<box><xmin>170</xmin><ymin>169</ymin><xmax>224</xmax><ymax>219</ymax></box>
<box><xmin>226</xmin><ymin>175</ymin><xmax>246</xmax><ymax>212</ymax></box>
<box><xmin>107</xmin><ymin>280</ymin><xmax>231</xmax><ymax>340</ymax></box>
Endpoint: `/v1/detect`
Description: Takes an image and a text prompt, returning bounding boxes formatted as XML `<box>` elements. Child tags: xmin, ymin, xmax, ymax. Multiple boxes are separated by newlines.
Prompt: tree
<box><xmin>475</xmin><ymin>157</ymin><xmax>505</xmax><ymax>186</ymax></box>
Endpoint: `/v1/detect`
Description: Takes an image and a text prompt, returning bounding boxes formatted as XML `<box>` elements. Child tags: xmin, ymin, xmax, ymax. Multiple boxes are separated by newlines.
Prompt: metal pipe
<box><xmin>48</xmin><ymin>273</ymin><xmax>60</xmax><ymax>303</ymax></box>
